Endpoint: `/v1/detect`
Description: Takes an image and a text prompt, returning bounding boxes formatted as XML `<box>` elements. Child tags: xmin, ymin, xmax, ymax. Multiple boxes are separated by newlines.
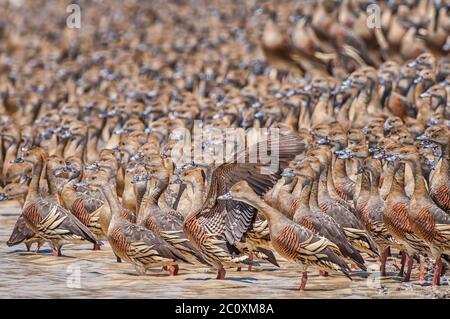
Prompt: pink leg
<box><xmin>247</xmin><ymin>252</ymin><xmax>253</xmax><ymax>271</ymax></box>
<box><xmin>299</xmin><ymin>272</ymin><xmax>308</xmax><ymax>291</ymax></box>
<box><xmin>419</xmin><ymin>256</ymin><xmax>426</xmax><ymax>281</ymax></box>
<box><xmin>319</xmin><ymin>270</ymin><xmax>329</xmax><ymax>277</ymax></box>
<box><xmin>398</xmin><ymin>251</ymin><xmax>406</xmax><ymax>276</ymax></box>
<box><xmin>216</xmin><ymin>267</ymin><xmax>226</xmax><ymax>280</ymax></box>
<box><xmin>168</xmin><ymin>265</ymin><xmax>179</xmax><ymax>276</ymax></box>
<box><xmin>403</xmin><ymin>254</ymin><xmax>414</xmax><ymax>282</ymax></box>
<box><xmin>93</xmin><ymin>243</ymin><xmax>101</xmax><ymax>251</ymax></box>
<box><xmin>236</xmin><ymin>267</ymin><xmax>242</xmax><ymax>272</ymax></box>
<box><xmin>380</xmin><ymin>247</ymin><xmax>389</xmax><ymax>276</ymax></box>
<box><xmin>431</xmin><ymin>258</ymin><xmax>442</xmax><ymax>286</ymax></box>
<box><xmin>52</xmin><ymin>247</ymin><xmax>62</xmax><ymax>257</ymax></box>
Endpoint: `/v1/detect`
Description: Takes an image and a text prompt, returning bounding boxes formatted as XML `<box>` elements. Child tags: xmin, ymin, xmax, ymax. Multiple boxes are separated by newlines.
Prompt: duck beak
<box><xmin>415</xmin><ymin>133</ymin><xmax>430</xmax><ymax>141</ymax></box>
<box><xmin>75</xmin><ymin>181</ymin><xmax>89</xmax><ymax>188</ymax></box>
<box><xmin>131</xmin><ymin>174</ymin><xmax>149</xmax><ymax>184</ymax></box>
<box><xmin>217</xmin><ymin>192</ymin><xmax>233</xmax><ymax>200</ymax></box>
<box><xmin>19</xmin><ymin>175</ymin><xmax>30</xmax><ymax>184</ymax></box>
<box><xmin>315</xmin><ymin>136</ymin><xmax>330</xmax><ymax>145</ymax></box>
<box><xmin>115</xmin><ymin>128</ymin><xmax>129</xmax><ymax>135</ymax></box>
<box><xmin>335</xmin><ymin>150</ymin><xmax>353</xmax><ymax>159</ymax></box>
<box><xmin>420</xmin><ymin>91</ymin><xmax>431</xmax><ymax>98</ymax></box>
<box><xmin>63</xmin><ymin>165</ymin><xmax>77</xmax><ymax>173</ymax></box>
<box><xmin>0</xmin><ymin>193</ymin><xmax>8</xmax><ymax>201</ymax></box>
<box><xmin>368</xmin><ymin>146</ymin><xmax>381</xmax><ymax>153</ymax></box>
<box><xmin>53</xmin><ymin>168</ymin><xmax>65</xmax><ymax>177</ymax></box>
<box><xmin>170</xmin><ymin>177</ymin><xmax>183</xmax><ymax>185</ymax></box>
<box><xmin>372</xmin><ymin>152</ymin><xmax>385</xmax><ymax>159</ymax></box>
<box><xmin>361</xmin><ymin>127</ymin><xmax>370</xmax><ymax>135</ymax></box>
<box><xmin>428</xmin><ymin>159</ymin><xmax>436</xmax><ymax>170</ymax></box>
<box><xmin>407</xmin><ymin>60</ymin><xmax>417</xmax><ymax>68</ymax></box>
<box><xmin>423</xmin><ymin>142</ymin><xmax>436</xmax><ymax>149</ymax></box>
<box><xmin>85</xmin><ymin>163</ymin><xmax>99</xmax><ymax>171</ymax></box>
<box><xmin>10</xmin><ymin>157</ymin><xmax>24</xmax><ymax>164</ymax></box>
<box><xmin>385</xmin><ymin>154</ymin><xmax>400</xmax><ymax>162</ymax></box>
<box><xmin>111</xmin><ymin>146</ymin><xmax>121</xmax><ymax>153</ymax></box>
<box><xmin>341</xmin><ymin>79</ymin><xmax>352</xmax><ymax>89</ymax></box>
<box><xmin>61</xmin><ymin>130</ymin><xmax>73</xmax><ymax>139</ymax></box>
<box><xmin>254</xmin><ymin>111</ymin><xmax>265</xmax><ymax>118</ymax></box>
<box><xmin>281</xmin><ymin>170</ymin><xmax>296</xmax><ymax>178</ymax></box>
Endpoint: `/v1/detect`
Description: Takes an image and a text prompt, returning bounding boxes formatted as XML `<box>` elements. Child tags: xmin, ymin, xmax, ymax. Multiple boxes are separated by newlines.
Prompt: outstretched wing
<box><xmin>217</xmin><ymin>133</ymin><xmax>306</xmax><ymax>244</ymax></box>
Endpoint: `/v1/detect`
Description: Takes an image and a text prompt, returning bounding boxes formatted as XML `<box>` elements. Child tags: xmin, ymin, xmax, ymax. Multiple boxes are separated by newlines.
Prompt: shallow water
<box><xmin>0</xmin><ymin>201</ymin><xmax>449</xmax><ymax>299</ymax></box>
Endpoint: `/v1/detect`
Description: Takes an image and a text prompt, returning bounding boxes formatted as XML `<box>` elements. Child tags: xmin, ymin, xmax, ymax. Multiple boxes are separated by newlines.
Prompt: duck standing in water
<box><xmin>12</xmin><ymin>148</ymin><xmax>100</xmax><ymax>256</ymax></box>
<box><xmin>219</xmin><ymin>181</ymin><xmax>351</xmax><ymax>291</ymax></box>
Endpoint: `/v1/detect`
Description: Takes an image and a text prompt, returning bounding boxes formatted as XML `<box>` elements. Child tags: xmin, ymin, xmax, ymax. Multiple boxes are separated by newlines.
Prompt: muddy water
<box><xmin>0</xmin><ymin>201</ymin><xmax>449</xmax><ymax>299</ymax></box>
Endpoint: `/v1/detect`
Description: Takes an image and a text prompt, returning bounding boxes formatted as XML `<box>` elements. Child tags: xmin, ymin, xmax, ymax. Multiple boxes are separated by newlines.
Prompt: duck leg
<box><xmin>93</xmin><ymin>243</ymin><xmax>101</xmax><ymax>250</ymax></box>
<box><xmin>25</xmin><ymin>242</ymin><xmax>31</xmax><ymax>252</ymax></box>
<box><xmin>380</xmin><ymin>247</ymin><xmax>389</xmax><ymax>276</ymax></box>
<box><xmin>431</xmin><ymin>258</ymin><xmax>442</xmax><ymax>286</ymax></box>
<box><xmin>398</xmin><ymin>251</ymin><xmax>406</xmax><ymax>277</ymax></box>
<box><xmin>236</xmin><ymin>267</ymin><xmax>242</xmax><ymax>272</ymax></box>
<box><xmin>35</xmin><ymin>243</ymin><xmax>41</xmax><ymax>254</ymax></box>
<box><xmin>216</xmin><ymin>267</ymin><xmax>226</xmax><ymax>280</ymax></box>
<box><xmin>52</xmin><ymin>246</ymin><xmax>62</xmax><ymax>256</ymax></box>
<box><xmin>319</xmin><ymin>270</ymin><xmax>329</xmax><ymax>276</ymax></box>
<box><xmin>299</xmin><ymin>272</ymin><xmax>308</xmax><ymax>291</ymax></box>
<box><xmin>114</xmin><ymin>253</ymin><xmax>122</xmax><ymax>263</ymax></box>
<box><xmin>419</xmin><ymin>256</ymin><xmax>426</xmax><ymax>281</ymax></box>
<box><xmin>403</xmin><ymin>254</ymin><xmax>414</xmax><ymax>282</ymax></box>
<box><xmin>247</xmin><ymin>252</ymin><xmax>253</xmax><ymax>271</ymax></box>
<box><xmin>168</xmin><ymin>265</ymin><xmax>179</xmax><ymax>276</ymax></box>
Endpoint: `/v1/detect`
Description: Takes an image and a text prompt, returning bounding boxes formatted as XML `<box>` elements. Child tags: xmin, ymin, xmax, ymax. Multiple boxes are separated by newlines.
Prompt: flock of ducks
<box><xmin>0</xmin><ymin>0</ymin><xmax>450</xmax><ymax>291</ymax></box>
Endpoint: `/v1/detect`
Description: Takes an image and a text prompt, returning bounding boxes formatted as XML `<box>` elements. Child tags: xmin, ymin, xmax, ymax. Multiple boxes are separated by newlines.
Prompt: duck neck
<box><xmin>65</xmin><ymin>136</ymin><xmax>86</xmax><ymax>158</ymax></box>
<box><xmin>308</xmin><ymin>176</ymin><xmax>321</xmax><ymax>212</ymax></box>
<box><xmin>369</xmin><ymin>168</ymin><xmax>381</xmax><ymax>196</ymax></box>
<box><xmin>357</xmin><ymin>171</ymin><xmax>371</xmax><ymax>203</ymax></box>
<box><xmin>333</xmin><ymin>157</ymin><xmax>348</xmax><ymax>181</ymax></box>
<box><xmin>291</xmin><ymin>177</ymin><xmax>303</xmax><ymax>197</ymax></box>
<box><xmin>188</xmin><ymin>173</ymin><xmax>206</xmax><ymax>213</ymax></box>
<box><xmin>26</xmin><ymin>156</ymin><xmax>45</xmax><ymax>202</ymax></box>
<box><xmin>142</xmin><ymin>177</ymin><xmax>169</xmax><ymax>213</ymax></box>
<box><xmin>318</xmin><ymin>162</ymin><xmax>329</xmax><ymax>198</ymax></box>
<box><xmin>99</xmin><ymin>183</ymin><xmax>122</xmax><ymax>225</ymax></box>
<box><xmin>46</xmin><ymin>167</ymin><xmax>61</xmax><ymax>203</ymax></box>
<box><xmin>388</xmin><ymin>164</ymin><xmax>407</xmax><ymax>199</ymax></box>
<box><xmin>407</xmin><ymin>158</ymin><xmax>428</xmax><ymax>200</ymax></box>
<box><xmin>61</xmin><ymin>177</ymin><xmax>80</xmax><ymax>208</ymax></box>
<box><xmin>85</xmin><ymin>128</ymin><xmax>99</xmax><ymax>163</ymax></box>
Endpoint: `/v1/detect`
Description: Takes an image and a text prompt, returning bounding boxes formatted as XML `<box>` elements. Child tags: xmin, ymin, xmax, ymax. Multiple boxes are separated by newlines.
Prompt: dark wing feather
<box><xmin>121</xmin><ymin>222</ymin><xmax>190</xmax><ymax>263</ymax></box>
<box><xmin>219</xmin><ymin>134</ymin><xmax>306</xmax><ymax>244</ymax></box>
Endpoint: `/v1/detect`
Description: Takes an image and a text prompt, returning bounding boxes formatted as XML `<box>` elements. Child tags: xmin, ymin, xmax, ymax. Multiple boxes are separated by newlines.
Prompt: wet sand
<box><xmin>1</xmin><ymin>201</ymin><xmax>449</xmax><ymax>299</ymax></box>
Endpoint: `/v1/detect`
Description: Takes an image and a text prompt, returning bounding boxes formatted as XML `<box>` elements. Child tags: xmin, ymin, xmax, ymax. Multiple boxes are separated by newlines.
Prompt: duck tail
<box><xmin>168</xmin><ymin>245</ymin><xmax>192</xmax><ymax>264</ymax></box>
<box><xmin>344</xmin><ymin>227</ymin><xmax>379</xmax><ymax>257</ymax></box>
<box><xmin>327</xmin><ymin>248</ymin><xmax>353</xmax><ymax>280</ymax></box>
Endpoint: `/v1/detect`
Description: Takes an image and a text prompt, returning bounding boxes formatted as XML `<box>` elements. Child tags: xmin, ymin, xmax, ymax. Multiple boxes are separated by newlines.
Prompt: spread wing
<box><xmin>211</xmin><ymin>133</ymin><xmax>306</xmax><ymax>245</ymax></box>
